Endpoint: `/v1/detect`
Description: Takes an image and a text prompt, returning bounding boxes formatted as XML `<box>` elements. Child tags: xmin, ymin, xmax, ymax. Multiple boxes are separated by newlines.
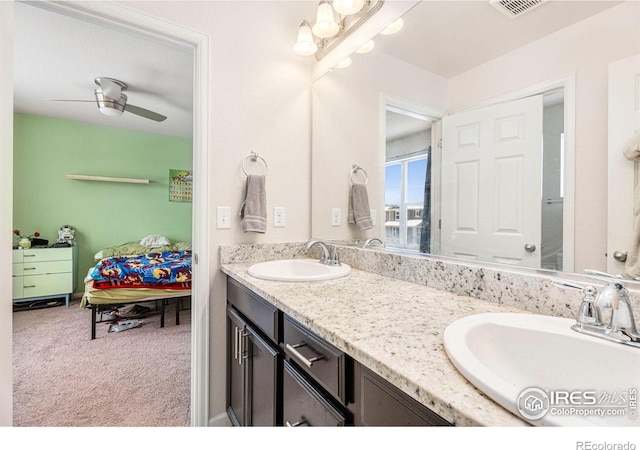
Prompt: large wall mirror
<box><xmin>312</xmin><ymin>0</ymin><xmax>640</xmax><ymax>277</ymax></box>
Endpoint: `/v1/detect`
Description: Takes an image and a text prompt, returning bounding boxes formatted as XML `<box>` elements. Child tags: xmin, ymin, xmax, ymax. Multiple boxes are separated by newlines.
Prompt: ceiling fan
<box><xmin>50</xmin><ymin>77</ymin><xmax>167</xmax><ymax>122</ymax></box>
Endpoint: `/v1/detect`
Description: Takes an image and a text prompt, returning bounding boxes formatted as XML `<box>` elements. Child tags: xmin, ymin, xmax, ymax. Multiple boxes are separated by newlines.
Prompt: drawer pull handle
<box><xmin>285</xmin><ymin>418</ymin><xmax>307</xmax><ymax>427</ymax></box>
<box><xmin>24</xmin><ymin>267</ymin><xmax>36</xmax><ymax>270</ymax></box>
<box><xmin>286</xmin><ymin>343</ymin><xmax>324</xmax><ymax>368</ymax></box>
<box><xmin>24</xmin><ymin>255</ymin><xmax>36</xmax><ymax>257</ymax></box>
<box><xmin>24</xmin><ymin>285</ymin><xmax>36</xmax><ymax>288</ymax></box>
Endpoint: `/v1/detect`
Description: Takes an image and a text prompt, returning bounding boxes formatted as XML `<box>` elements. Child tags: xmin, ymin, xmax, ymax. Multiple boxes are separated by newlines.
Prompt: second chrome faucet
<box><xmin>306</xmin><ymin>240</ymin><xmax>341</xmax><ymax>267</ymax></box>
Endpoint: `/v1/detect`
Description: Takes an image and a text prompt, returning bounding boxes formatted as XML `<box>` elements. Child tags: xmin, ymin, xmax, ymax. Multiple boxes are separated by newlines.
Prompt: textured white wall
<box><xmin>122</xmin><ymin>0</ymin><xmax>313</xmax><ymax>422</ymax></box>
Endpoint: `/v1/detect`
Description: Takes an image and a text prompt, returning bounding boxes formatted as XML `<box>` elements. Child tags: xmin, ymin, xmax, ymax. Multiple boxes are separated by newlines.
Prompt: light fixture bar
<box><xmin>313</xmin><ymin>0</ymin><xmax>385</xmax><ymax>61</ymax></box>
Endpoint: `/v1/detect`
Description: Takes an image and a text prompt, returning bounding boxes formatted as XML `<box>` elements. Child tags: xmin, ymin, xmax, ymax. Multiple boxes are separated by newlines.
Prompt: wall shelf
<box><xmin>65</xmin><ymin>174</ymin><xmax>150</xmax><ymax>184</ymax></box>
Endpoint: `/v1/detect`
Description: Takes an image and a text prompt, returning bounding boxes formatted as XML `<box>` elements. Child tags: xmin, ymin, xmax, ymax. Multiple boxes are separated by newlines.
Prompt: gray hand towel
<box><xmin>240</xmin><ymin>175</ymin><xmax>267</xmax><ymax>233</ymax></box>
<box><xmin>348</xmin><ymin>183</ymin><xmax>373</xmax><ymax>230</ymax></box>
<box><xmin>623</xmin><ymin>130</ymin><xmax>640</xmax><ymax>277</ymax></box>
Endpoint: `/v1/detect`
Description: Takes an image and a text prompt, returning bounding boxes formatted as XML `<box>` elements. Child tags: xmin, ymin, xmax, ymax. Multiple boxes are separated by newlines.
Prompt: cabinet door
<box><xmin>227</xmin><ymin>307</ymin><xmax>247</xmax><ymax>426</ymax></box>
<box><xmin>352</xmin><ymin>364</ymin><xmax>451</xmax><ymax>426</ymax></box>
<box><xmin>283</xmin><ymin>361</ymin><xmax>346</xmax><ymax>427</ymax></box>
<box><xmin>246</xmin><ymin>324</ymin><xmax>279</xmax><ymax>426</ymax></box>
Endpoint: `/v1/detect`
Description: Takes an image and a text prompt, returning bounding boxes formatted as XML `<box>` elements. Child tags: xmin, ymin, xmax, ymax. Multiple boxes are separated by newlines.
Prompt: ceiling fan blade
<box><xmin>97</xmin><ymin>77</ymin><xmax>122</xmax><ymax>100</ymax></box>
<box><xmin>48</xmin><ymin>99</ymin><xmax>96</xmax><ymax>102</ymax></box>
<box><xmin>125</xmin><ymin>104</ymin><xmax>167</xmax><ymax>122</ymax></box>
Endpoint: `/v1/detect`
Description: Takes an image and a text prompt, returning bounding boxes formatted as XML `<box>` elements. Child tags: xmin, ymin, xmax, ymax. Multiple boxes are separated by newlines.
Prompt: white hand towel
<box><xmin>348</xmin><ymin>183</ymin><xmax>373</xmax><ymax>230</ymax></box>
<box><xmin>240</xmin><ymin>175</ymin><xmax>267</xmax><ymax>233</ymax></box>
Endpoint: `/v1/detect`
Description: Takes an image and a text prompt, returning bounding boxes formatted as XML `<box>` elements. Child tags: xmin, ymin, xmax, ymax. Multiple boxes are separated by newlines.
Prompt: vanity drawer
<box><xmin>283</xmin><ymin>360</ymin><xmax>347</xmax><ymax>427</ymax></box>
<box><xmin>227</xmin><ymin>277</ymin><xmax>280</xmax><ymax>342</ymax></box>
<box><xmin>283</xmin><ymin>315</ymin><xmax>349</xmax><ymax>405</ymax></box>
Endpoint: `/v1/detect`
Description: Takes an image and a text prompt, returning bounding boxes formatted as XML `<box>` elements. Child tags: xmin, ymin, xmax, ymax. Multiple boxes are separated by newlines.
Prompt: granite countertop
<box><xmin>221</xmin><ymin>262</ymin><xmax>530</xmax><ymax>427</ymax></box>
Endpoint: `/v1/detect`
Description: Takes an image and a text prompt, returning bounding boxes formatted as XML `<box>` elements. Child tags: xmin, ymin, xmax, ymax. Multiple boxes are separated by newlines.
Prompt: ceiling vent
<box><xmin>489</xmin><ymin>0</ymin><xmax>545</xmax><ymax>18</ymax></box>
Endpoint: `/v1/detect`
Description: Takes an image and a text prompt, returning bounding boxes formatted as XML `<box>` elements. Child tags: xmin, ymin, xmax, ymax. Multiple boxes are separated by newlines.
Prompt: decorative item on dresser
<box><xmin>12</xmin><ymin>245</ymin><xmax>78</xmax><ymax>308</ymax></box>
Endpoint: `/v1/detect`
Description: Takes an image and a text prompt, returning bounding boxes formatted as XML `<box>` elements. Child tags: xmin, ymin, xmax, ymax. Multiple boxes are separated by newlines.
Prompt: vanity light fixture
<box><xmin>380</xmin><ymin>17</ymin><xmax>404</xmax><ymax>35</ymax></box>
<box><xmin>334</xmin><ymin>57</ymin><xmax>353</xmax><ymax>69</ymax></box>
<box><xmin>332</xmin><ymin>0</ymin><xmax>365</xmax><ymax>16</ymax></box>
<box><xmin>312</xmin><ymin>1</ymin><xmax>340</xmax><ymax>38</ymax></box>
<box><xmin>355</xmin><ymin>39</ymin><xmax>375</xmax><ymax>53</ymax></box>
<box><xmin>293</xmin><ymin>0</ymin><xmax>384</xmax><ymax>59</ymax></box>
<box><xmin>293</xmin><ymin>20</ymin><xmax>318</xmax><ymax>56</ymax></box>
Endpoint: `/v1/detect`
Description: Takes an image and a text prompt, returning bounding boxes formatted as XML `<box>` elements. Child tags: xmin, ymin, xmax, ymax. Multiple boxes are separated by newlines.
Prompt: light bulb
<box><xmin>293</xmin><ymin>22</ymin><xmax>318</xmax><ymax>56</ymax></box>
<box><xmin>312</xmin><ymin>2</ymin><xmax>340</xmax><ymax>38</ymax></box>
<box><xmin>380</xmin><ymin>18</ymin><xmax>404</xmax><ymax>35</ymax></box>
<box><xmin>355</xmin><ymin>40</ymin><xmax>375</xmax><ymax>54</ymax></box>
<box><xmin>332</xmin><ymin>0</ymin><xmax>365</xmax><ymax>16</ymax></box>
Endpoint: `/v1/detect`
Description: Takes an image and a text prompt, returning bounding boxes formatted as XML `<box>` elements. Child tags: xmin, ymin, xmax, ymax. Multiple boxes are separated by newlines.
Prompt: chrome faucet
<box><xmin>552</xmin><ymin>279</ymin><xmax>640</xmax><ymax>348</ymax></box>
<box><xmin>306</xmin><ymin>240</ymin><xmax>341</xmax><ymax>267</ymax></box>
<box><xmin>363</xmin><ymin>237</ymin><xmax>383</xmax><ymax>248</ymax></box>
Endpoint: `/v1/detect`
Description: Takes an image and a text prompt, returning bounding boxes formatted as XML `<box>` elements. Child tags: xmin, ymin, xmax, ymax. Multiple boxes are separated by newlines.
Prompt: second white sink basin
<box><xmin>248</xmin><ymin>259</ymin><xmax>350</xmax><ymax>281</ymax></box>
<box><xmin>444</xmin><ymin>312</ymin><xmax>639</xmax><ymax>426</ymax></box>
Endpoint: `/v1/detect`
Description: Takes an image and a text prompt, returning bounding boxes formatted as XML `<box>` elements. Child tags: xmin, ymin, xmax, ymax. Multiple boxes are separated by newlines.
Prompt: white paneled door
<box><xmin>607</xmin><ymin>54</ymin><xmax>640</xmax><ymax>276</ymax></box>
<box><xmin>441</xmin><ymin>95</ymin><xmax>544</xmax><ymax>267</ymax></box>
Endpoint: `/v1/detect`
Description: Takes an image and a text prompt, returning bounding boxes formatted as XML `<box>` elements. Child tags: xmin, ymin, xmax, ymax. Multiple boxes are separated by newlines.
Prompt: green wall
<box><xmin>13</xmin><ymin>113</ymin><xmax>193</xmax><ymax>293</ymax></box>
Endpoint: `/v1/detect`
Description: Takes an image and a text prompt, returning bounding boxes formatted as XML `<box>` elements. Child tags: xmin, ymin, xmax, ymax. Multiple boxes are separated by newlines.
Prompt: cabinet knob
<box><xmin>524</xmin><ymin>243</ymin><xmax>536</xmax><ymax>253</ymax></box>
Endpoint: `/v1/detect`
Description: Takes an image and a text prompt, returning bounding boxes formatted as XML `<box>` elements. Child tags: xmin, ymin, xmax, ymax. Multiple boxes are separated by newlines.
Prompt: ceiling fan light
<box><xmin>95</xmin><ymin>89</ymin><xmax>126</xmax><ymax>117</ymax></box>
<box><xmin>98</xmin><ymin>106</ymin><xmax>124</xmax><ymax>117</ymax></box>
<box><xmin>332</xmin><ymin>0</ymin><xmax>365</xmax><ymax>16</ymax></box>
<box><xmin>380</xmin><ymin>17</ymin><xmax>404</xmax><ymax>35</ymax></box>
<box><xmin>293</xmin><ymin>21</ymin><xmax>318</xmax><ymax>56</ymax></box>
<box><xmin>312</xmin><ymin>2</ymin><xmax>340</xmax><ymax>38</ymax></box>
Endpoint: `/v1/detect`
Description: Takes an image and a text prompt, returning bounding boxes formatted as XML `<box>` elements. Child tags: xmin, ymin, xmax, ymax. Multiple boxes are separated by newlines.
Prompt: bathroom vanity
<box><xmin>221</xmin><ymin>256</ymin><xmax>531</xmax><ymax>426</ymax></box>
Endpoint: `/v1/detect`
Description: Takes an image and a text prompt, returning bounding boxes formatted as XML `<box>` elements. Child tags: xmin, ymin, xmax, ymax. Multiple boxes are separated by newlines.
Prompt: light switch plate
<box><xmin>274</xmin><ymin>207</ymin><xmax>286</xmax><ymax>227</ymax></box>
<box><xmin>370</xmin><ymin>210</ymin><xmax>376</xmax><ymax>225</ymax></box>
<box><xmin>331</xmin><ymin>208</ymin><xmax>341</xmax><ymax>226</ymax></box>
<box><xmin>217</xmin><ymin>206</ymin><xmax>231</xmax><ymax>229</ymax></box>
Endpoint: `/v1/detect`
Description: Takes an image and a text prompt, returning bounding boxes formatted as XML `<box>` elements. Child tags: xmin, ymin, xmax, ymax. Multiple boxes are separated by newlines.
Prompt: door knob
<box><xmin>524</xmin><ymin>243</ymin><xmax>536</xmax><ymax>253</ymax></box>
<box><xmin>613</xmin><ymin>251</ymin><xmax>628</xmax><ymax>262</ymax></box>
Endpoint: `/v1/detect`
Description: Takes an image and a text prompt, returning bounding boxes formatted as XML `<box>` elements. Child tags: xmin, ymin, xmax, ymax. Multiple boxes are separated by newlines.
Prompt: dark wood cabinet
<box><xmin>283</xmin><ymin>360</ymin><xmax>347</xmax><ymax>427</ymax></box>
<box><xmin>350</xmin><ymin>363</ymin><xmax>452</xmax><ymax>426</ymax></box>
<box><xmin>226</xmin><ymin>306</ymin><xmax>280</xmax><ymax>426</ymax></box>
<box><xmin>226</xmin><ymin>277</ymin><xmax>453</xmax><ymax>427</ymax></box>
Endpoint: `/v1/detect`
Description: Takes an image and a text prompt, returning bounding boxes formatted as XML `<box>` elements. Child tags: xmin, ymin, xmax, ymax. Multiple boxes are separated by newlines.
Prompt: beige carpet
<box><xmin>12</xmin><ymin>298</ymin><xmax>191</xmax><ymax>427</ymax></box>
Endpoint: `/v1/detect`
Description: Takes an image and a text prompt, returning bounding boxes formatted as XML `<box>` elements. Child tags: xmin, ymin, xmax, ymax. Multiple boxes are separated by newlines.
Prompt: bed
<box><xmin>81</xmin><ymin>237</ymin><xmax>192</xmax><ymax>339</ymax></box>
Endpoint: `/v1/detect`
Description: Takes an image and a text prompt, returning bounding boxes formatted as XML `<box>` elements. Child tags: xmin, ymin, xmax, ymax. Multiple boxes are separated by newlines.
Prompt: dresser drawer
<box><xmin>283</xmin><ymin>315</ymin><xmax>349</xmax><ymax>405</ymax></box>
<box><xmin>12</xmin><ymin>275</ymin><xmax>24</xmax><ymax>299</ymax></box>
<box><xmin>20</xmin><ymin>247</ymin><xmax>72</xmax><ymax>262</ymax></box>
<box><xmin>19</xmin><ymin>273</ymin><xmax>73</xmax><ymax>299</ymax></box>
<box><xmin>13</xmin><ymin>260</ymin><xmax>72</xmax><ymax>276</ymax></box>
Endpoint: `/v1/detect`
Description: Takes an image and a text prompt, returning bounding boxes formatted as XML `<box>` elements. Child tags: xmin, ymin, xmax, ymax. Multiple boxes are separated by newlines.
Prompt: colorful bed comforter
<box><xmin>90</xmin><ymin>250</ymin><xmax>192</xmax><ymax>290</ymax></box>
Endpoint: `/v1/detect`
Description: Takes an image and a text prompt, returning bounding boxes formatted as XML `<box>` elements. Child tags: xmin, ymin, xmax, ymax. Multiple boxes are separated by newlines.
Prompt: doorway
<box><xmin>9</xmin><ymin>1</ymin><xmax>209</xmax><ymax>426</ymax></box>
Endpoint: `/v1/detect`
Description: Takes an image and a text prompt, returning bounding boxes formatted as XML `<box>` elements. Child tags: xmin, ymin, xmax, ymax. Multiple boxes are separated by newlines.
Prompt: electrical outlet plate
<box><xmin>274</xmin><ymin>207</ymin><xmax>286</xmax><ymax>227</ymax></box>
<box><xmin>217</xmin><ymin>206</ymin><xmax>231</xmax><ymax>229</ymax></box>
<box><xmin>331</xmin><ymin>208</ymin><xmax>341</xmax><ymax>226</ymax></box>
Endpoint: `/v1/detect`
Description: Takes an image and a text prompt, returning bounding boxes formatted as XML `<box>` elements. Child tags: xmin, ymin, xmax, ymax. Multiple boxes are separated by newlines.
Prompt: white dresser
<box><xmin>12</xmin><ymin>246</ymin><xmax>78</xmax><ymax>308</ymax></box>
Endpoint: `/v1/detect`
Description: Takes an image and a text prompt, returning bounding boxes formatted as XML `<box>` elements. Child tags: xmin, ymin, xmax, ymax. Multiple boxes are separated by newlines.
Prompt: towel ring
<box><xmin>242</xmin><ymin>151</ymin><xmax>269</xmax><ymax>177</ymax></box>
<box><xmin>350</xmin><ymin>164</ymin><xmax>368</xmax><ymax>185</ymax></box>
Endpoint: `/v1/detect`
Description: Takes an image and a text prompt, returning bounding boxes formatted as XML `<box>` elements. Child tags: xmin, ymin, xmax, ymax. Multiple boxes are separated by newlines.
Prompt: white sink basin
<box><xmin>247</xmin><ymin>259</ymin><xmax>350</xmax><ymax>281</ymax></box>
<box><xmin>444</xmin><ymin>313</ymin><xmax>640</xmax><ymax>426</ymax></box>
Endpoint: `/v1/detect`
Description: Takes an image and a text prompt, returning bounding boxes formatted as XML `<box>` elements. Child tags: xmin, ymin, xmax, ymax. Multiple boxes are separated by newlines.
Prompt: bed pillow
<box><xmin>96</xmin><ymin>241</ymin><xmax>175</xmax><ymax>259</ymax></box>
<box><xmin>140</xmin><ymin>234</ymin><xmax>171</xmax><ymax>247</ymax></box>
